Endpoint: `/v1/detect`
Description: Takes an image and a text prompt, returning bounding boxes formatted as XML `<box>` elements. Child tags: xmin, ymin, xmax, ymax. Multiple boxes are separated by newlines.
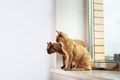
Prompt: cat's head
<box><xmin>46</xmin><ymin>42</ymin><xmax>60</xmax><ymax>54</ymax></box>
<box><xmin>56</xmin><ymin>31</ymin><xmax>69</xmax><ymax>42</ymax></box>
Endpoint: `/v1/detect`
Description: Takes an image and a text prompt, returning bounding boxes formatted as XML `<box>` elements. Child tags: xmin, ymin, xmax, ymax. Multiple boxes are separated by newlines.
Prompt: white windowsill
<box><xmin>50</xmin><ymin>68</ymin><xmax>120</xmax><ymax>80</ymax></box>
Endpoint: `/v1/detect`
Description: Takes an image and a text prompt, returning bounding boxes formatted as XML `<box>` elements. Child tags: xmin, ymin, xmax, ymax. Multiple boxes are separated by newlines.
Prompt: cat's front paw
<box><xmin>61</xmin><ymin>65</ymin><xmax>65</xmax><ymax>69</ymax></box>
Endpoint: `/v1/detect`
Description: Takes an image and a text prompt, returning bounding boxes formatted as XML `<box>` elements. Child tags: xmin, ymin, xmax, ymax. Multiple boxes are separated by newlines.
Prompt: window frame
<box><xmin>88</xmin><ymin>0</ymin><xmax>94</xmax><ymax>60</ymax></box>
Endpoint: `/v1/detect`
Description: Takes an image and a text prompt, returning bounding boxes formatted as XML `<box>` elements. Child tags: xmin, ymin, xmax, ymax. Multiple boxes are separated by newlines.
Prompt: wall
<box><xmin>56</xmin><ymin>0</ymin><xmax>87</xmax><ymax>40</ymax></box>
<box><xmin>0</xmin><ymin>0</ymin><xmax>55</xmax><ymax>80</ymax></box>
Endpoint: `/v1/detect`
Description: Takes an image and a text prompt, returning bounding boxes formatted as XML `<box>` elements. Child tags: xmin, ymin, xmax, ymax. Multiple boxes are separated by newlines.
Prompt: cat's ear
<box><xmin>56</xmin><ymin>31</ymin><xmax>60</xmax><ymax>34</ymax></box>
<box><xmin>49</xmin><ymin>42</ymin><xmax>52</xmax><ymax>44</ymax></box>
<box><xmin>47</xmin><ymin>42</ymin><xmax>51</xmax><ymax>44</ymax></box>
<box><xmin>47</xmin><ymin>42</ymin><xmax>49</xmax><ymax>45</ymax></box>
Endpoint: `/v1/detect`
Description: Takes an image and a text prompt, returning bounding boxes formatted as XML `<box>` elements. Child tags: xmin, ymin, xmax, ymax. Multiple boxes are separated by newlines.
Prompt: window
<box><xmin>55</xmin><ymin>0</ymin><xmax>120</xmax><ymax>69</ymax></box>
<box><xmin>104</xmin><ymin>0</ymin><xmax>120</xmax><ymax>62</ymax></box>
<box><xmin>89</xmin><ymin>0</ymin><xmax>120</xmax><ymax>63</ymax></box>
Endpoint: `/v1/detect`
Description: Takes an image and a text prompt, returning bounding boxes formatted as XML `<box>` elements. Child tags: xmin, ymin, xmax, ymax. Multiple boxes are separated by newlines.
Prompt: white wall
<box><xmin>0</xmin><ymin>0</ymin><xmax>55</xmax><ymax>80</ymax></box>
<box><xmin>56</xmin><ymin>0</ymin><xmax>87</xmax><ymax>41</ymax></box>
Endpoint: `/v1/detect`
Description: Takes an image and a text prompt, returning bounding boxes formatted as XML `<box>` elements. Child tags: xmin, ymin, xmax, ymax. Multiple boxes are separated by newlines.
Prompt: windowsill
<box><xmin>51</xmin><ymin>68</ymin><xmax>120</xmax><ymax>80</ymax></box>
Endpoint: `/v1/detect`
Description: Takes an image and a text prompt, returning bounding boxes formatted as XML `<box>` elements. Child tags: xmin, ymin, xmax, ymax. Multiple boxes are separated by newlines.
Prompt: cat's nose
<box><xmin>47</xmin><ymin>50</ymin><xmax>51</xmax><ymax>54</ymax></box>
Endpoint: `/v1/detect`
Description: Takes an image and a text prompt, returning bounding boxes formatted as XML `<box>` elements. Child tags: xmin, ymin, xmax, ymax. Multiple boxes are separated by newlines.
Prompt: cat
<box><xmin>56</xmin><ymin>31</ymin><xmax>92</xmax><ymax>71</ymax></box>
<box><xmin>46</xmin><ymin>40</ymin><xmax>88</xmax><ymax>69</ymax></box>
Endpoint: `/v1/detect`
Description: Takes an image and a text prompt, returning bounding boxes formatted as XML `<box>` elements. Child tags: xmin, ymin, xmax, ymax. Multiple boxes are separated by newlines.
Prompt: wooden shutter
<box><xmin>93</xmin><ymin>0</ymin><xmax>105</xmax><ymax>61</ymax></box>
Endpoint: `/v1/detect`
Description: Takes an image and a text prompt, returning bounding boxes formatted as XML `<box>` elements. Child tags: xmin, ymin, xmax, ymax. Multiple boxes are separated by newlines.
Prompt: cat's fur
<box><xmin>56</xmin><ymin>31</ymin><xmax>92</xmax><ymax>71</ymax></box>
